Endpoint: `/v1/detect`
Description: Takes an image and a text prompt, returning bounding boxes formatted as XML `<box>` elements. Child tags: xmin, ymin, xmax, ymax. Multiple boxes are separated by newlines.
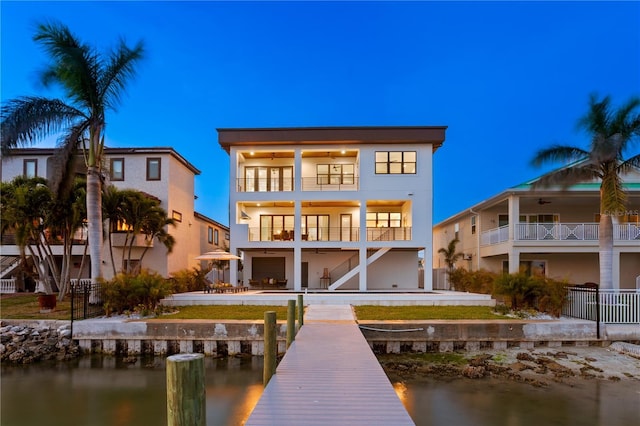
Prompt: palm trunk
<box><xmin>599</xmin><ymin>214</ymin><xmax>614</xmax><ymax>289</ymax></box>
<box><xmin>86</xmin><ymin>168</ymin><xmax>103</xmax><ymax>283</ymax></box>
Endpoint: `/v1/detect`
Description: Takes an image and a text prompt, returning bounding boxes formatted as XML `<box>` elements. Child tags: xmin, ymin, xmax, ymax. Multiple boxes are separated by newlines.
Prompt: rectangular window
<box><xmin>316</xmin><ymin>164</ymin><xmax>355</xmax><ymax>185</ymax></box>
<box><xmin>208</xmin><ymin>227</ymin><xmax>213</xmax><ymax>244</ymax></box>
<box><xmin>172</xmin><ymin>210</ymin><xmax>182</xmax><ymax>222</ymax></box>
<box><xmin>23</xmin><ymin>159</ymin><xmax>37</xmax><ymax>178</ymax></box>
<box><xmin>147</xmin><ymin>158</ymin><xmax>161</xmax><ymax>181</ymax></box>
<box><xmin>375</xmin><ymin>151</ymin><xmax>416</xmax><ymax>174</ymax></box>
<box><xmin>260</xmin><ymin>215</ymin><xmax>295</xmax><ymax>241</ymax></box>
<box><xmin>245</xmin><ymin>166</ymin><xmax>293</xmax><ymax>192</ymax></box>
<box><xmin>225</xmin><ymin>232</ymin><xmax>230</xmax><ymax>240</ymax></box>
<box><xmin>454</xmin><ymin>223</ymin><xmax>460</xmax><ymax>240</ymax></box>
<box><xmin>502</xmin><ymin>260</ymin><xmax>547</xmax><ymax>277</ymax></box>
<box><xmin>301</xmin><ymin>215</ymin><xmax>329</xmax><ymax>241</ymax></box>
<box><xmin>366</xmin><ymin>212</ymin><xmax>401</xmax><ymax>228</ymax></box>
<box><xmin>471</xmin><ymin>216</ymin><xmax>476</xmax><ymax>235</ymax></box>
<box><xmin>214</xmin><ymin>229</ymin><xmax>219</xmax><ymax>245</ymax></box>
<box><xmin>110</xmin><ymin>158</ymin><xmax>124</xmax><ymax>181</ymax></box>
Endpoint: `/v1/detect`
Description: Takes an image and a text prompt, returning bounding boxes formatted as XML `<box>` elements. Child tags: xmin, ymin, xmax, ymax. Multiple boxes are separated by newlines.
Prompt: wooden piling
<box><xmin>263</xmin><ymin>311</ymin><xmax>277</xmax><ymax>385</ymax></box>
<box><xmin>287</xmin><ymin>299</ymin><xmax>296</xmax><ymax>348</ymax></box>
<box><xmin>166</xmin><ymin>353</ymin><xmax>205</xmax><ymax>426</ymax></box>
<box><xmin>297</xmin><ymin>294</ymin><xmax>304</xmax><ymax>328</ymax></box>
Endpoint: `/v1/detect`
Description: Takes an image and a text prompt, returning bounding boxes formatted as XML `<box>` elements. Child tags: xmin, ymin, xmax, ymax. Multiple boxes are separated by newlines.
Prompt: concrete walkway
<box><xmin>246</xmin><ymin>305</ymin><xmax>414</xmax><ymax>425</ymax></box>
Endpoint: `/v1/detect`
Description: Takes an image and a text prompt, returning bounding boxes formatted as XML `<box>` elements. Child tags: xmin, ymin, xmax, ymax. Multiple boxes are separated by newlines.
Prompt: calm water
<box><xmin>2</xmin><ymin>356</ymin><xmax>639</xmax><ymax>426</ymax></box>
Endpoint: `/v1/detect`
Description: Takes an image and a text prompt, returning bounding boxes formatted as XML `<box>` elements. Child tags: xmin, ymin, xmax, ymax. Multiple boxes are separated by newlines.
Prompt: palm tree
<box><xmin>438</xmin><ymin>238</ymin><xmax>463</xmax><ymax>274</ymax></box>
<box><xmin>531</xmin><ymin>94</ymin><xmax>640</xmax><ymax>289</ymax></box>
<box><xmin>1</xmin><ymin>21</ymin><xmax>144</xmax><ymax>284</ymax></box>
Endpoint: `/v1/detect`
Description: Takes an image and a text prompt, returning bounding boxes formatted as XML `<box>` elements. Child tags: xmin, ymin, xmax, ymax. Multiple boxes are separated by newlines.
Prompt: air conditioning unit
<box><xmin>463</xmin><ymin>254</ymin><xmax>472</xmax><ymax>261</ymax></box>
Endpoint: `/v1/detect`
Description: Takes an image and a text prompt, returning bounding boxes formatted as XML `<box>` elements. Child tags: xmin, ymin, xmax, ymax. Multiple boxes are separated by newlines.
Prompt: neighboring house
<box><xmin>218</xmin><ymin>126</ymin><xmax>447</xmax><ymax>291</ymax></box>
<box><xmin>0</xmin><ymin>147</ymin><xmax>228</xmax><ymax>284</ymax></box>
<box><xmin>433</xmin><ymin>169</ymin><xmax>640</xmax><ymax>290</ymax></box>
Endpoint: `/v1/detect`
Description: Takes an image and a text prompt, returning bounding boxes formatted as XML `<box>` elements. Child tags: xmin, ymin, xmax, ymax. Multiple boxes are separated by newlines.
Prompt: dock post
<box><xmin>287</xmin><ymin>299</ymin><xmax>296</xmax><ymax>348</ymax></box>
<box><xmin>264</xmin><ymin>311</ymin><xmax>277</xmax><ymax>385</ymax></box>
<box><xmin>166</xmin><ymin>353</ymin><xmax>205</xmax><ymax>426</ymax></box>
<box><xmin>297</xmin><ymin>294</ymin><xmax>304</xmax><ymax>328</ymax></box>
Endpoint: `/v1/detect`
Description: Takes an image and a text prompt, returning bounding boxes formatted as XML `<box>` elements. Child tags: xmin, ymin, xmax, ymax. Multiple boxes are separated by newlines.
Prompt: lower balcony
<box><xmin>111</xmin><ymin>233</ymin><xmax>154</xmax><ymax>248</ymax></box>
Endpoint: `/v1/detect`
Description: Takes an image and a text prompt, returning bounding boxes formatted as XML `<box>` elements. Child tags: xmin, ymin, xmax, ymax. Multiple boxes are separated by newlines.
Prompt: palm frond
<box><xmin>532</xmin><ymin>163</ymin><xmax>600</xmax><ymax>189</ymax></box>
<box><xmin>35</xmin><ymin>21</ymin><xmax>101</xmax><ymax>110</ymax></box>
<box><xmin>1</xmin><ymin>97</ymin><xmax>85</xmax><ymax>154</ymax></box>
<box><xmin>530</xmin><ymin>145</ymin><xmax>588</xmax><ymax>168</ymax></box>
<box><xmin>578</xmin><ymin>94</ymin><xmax>611</xmax><ymax>136</ymax></box>
<box><xmin>100</xmin><ymin>38</ymin><xmax>145</xmax><ymax>111</ymax></box>
<box><xmin>618</xmin><ymin>154</ymin><xmax>640</xmax><ymax>175</ymax></box>
<box><xmin>600</xmin><ymin>166</ymin><xmax>626</xmax><ymax>214</ymax></box>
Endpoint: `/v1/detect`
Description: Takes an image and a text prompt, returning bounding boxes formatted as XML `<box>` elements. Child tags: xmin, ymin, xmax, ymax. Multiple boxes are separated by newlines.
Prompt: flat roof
<box><xmin>217</xmin><ymin>126</ymin><xmax>447</xmax><ymax>153</ymax></box>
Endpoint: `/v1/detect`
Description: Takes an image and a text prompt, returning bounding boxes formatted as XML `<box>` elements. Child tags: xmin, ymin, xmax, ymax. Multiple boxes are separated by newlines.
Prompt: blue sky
<box><xmin>2</xmin><ymin>1</ymin><xmax>639</xmax><ymax>225</ymax></box>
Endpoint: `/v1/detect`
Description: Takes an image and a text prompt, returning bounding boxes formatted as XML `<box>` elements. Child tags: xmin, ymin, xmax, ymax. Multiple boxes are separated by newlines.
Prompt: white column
<box><xmin>359</xmin><ymin>202</ymin><xmax>368</xmax><ymax>291</ymax></box>
<box><xmin>508</xmin><ymin>249</ymin><xmax>520</xmax><ymax>274</ymax></box>
<box><xmin>293</xmin><ymin>246</ymin><xmax>302</xmax><ymax>291</ymax></box>
<box><xmin>508</xmin><ymin>195</ymin><xmax>520</xmax><ymax>241</ymax></box>
<box><xmin>612</xmin><ymin>249</ymin><xmax>621</xmax><ymax>290</ymax></box>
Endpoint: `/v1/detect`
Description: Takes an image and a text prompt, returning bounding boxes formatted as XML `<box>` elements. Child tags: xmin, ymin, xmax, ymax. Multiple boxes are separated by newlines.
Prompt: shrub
<box><xmin>536</xmin><ymin>277</ymin><xmax>570</xmax><ymax>317</ymax></box>
<box><xmin>493</xmin><ymin>273</ymin><xmax>542</xmax><ymax>310</ymax></box>
<box><xmin>449</xmin><ymin>268</ymin><xmax>497</xmax><ymax>294</ymax></box>
<box><xmin>102</xmin><ymin>270</ymin><xmax>173</xmax><ymax>316</ymax></box>
<box><xmin>169</xmin><ymin>268</ymin><xmax>207</xmax><ymax>293</ymax></box>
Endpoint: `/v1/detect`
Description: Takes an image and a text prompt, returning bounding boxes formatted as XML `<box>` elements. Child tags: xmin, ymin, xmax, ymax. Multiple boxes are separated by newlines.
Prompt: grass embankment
<box><xmin>354</xmin><ymin>305</ymin><xmax>507</xmax><ymax>320</ymax></box>
<box><xmin>1</xmin><ymin>294</ymin><xmax>507</xmax><ymax>321</ymax></box>
<box><xmin>158</xmin><ymin>305</ymin><xmax>290</xmax><ymax>320</ymax></box>
<box><xmin>0</xmin><ymin>294</ymin><xmax>71</xmax><ymax>320</ymax></box>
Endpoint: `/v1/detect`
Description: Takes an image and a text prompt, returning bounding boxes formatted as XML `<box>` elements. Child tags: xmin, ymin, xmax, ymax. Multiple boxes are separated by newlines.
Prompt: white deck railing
<box><xmin>563</xmin><ymin>288</ymin><xmax>640</xmax><ymax>324</ymax></box>
<box><xmin>0</xmin><ymin>278</ymin><xmax>17</xmax><ymax>294</ymax></box>
<box><xmin>481</xmin><ymin>223</ymin><xmax>640</xmax><ymax>246</ymax></box>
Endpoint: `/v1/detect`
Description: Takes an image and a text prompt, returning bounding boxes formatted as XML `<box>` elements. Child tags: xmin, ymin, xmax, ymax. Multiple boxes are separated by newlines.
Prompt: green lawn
<box><xmin>0</xmin><ymin>294</ymin><xmax>72</xmax><ymax>320</ymax></box>
<box><xmin>158</xmin><ymin>305</ymin><xmax>290</xmax><ymax>320</ymax></box>
<box><xmin>354</xmin><ymin>305</ymin><xmax>507</xmax><ymax>320</ymax></box>
<box><xmin>1</xmin><ymin>294</ymin><xmax>506</xmax><ymax>321</ymax></box>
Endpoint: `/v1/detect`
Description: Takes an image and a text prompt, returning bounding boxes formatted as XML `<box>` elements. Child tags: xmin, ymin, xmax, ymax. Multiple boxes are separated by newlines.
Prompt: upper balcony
<box><xmin>480</xmin><ymin>223</ymin><xmax>640</xmax><ymax>246</ymax></box>
<box><xmin>235</xmin><ymin>149</ymin><xmax>359</xmax><ymax>192</ymax></box>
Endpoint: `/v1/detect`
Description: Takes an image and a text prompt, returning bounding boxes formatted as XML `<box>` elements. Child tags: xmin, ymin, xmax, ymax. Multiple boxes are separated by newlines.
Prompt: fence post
<box><xmin>287</xmin><ymin>300</ymin><xmax>296</xmax><ymax>349</ymax></box>
<box><xmin>297</xmin><ymin>294</ymin><xmax>304</xmax><ymax>329</ymax></box>
<box><xmin>166</xmin><ymin>353</ymin><xmax>206</xmax><ymax>426</ymax></box>
<box><xmin>264</xmin><ymin>311</ymin><xmax>277</xmax><ymax>386</ymax></box>
<box><xmin>595</xmin><ymin>284</ymin><xmax>600</xmax><ymax>339</ymax></box>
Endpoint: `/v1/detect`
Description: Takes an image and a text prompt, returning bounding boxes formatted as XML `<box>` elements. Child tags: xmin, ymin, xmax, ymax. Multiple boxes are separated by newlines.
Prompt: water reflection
<box><xmin>397</xmin><ymin>377</ymin><xmax>640</xmax><ymax>426</ymax></box>
<box><xmin>3</xmin><ymin>357</ymin><xmax>639</xmax><ymax>426</ymax></box>
<box><xmin>1</xmin><ymin>356</ymin><xmax>264</xmax><ymax>426</ymax></box>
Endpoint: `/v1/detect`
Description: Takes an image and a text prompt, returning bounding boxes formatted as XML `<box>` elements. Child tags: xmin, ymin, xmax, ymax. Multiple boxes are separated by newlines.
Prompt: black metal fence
<box><xmin>562</xmin><ymin>283</ymin><xmax>600</xmax><ymax>338</ymax></box>
<box><xmin>71</xmin><ymin>280</ymin><xmax>105</xmax><ymax>323</ymax></box>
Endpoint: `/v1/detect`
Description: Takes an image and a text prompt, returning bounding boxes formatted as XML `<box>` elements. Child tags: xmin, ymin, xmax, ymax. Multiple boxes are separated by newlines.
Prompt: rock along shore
<box><xmin>0</xmin><ymin>321</ymin><xmax>80</xmax><ymax>364</ymax></box>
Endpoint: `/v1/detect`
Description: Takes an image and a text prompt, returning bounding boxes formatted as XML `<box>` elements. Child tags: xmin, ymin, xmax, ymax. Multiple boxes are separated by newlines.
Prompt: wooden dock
<box><xmin>246</xmin><ymin>305</ymin><xmax>414</xmax><ymax>425</ymax></box>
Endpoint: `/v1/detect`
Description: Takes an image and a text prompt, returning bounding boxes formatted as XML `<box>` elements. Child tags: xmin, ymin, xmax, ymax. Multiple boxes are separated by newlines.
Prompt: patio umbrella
<box><xmin>195</xmin><ymin>249</ymin><xmax>241</xmax><ymax>284</ymax></box>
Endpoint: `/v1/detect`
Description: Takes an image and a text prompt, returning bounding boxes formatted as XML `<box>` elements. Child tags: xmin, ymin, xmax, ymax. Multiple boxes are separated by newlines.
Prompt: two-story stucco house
<box><xmin>433</xmin><ymin>169</ymin><xmax>640</xmax><ymax>290</ymax></box>
<box><xmin>219</xmin><ymin>126</ymin><xmax>447</xmax><ymax>292</ymax></box>
<box><xmin>1</xmin><ymin>147</ymin><xmax>228</xmax><ymax>286</ymax></box>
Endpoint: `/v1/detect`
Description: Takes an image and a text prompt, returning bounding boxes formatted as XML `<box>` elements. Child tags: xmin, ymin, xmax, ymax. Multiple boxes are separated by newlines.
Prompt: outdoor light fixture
<box><xmin>240</xmin><ymin>211</ymin><xmax>251</xmax><ymax>220</ymax></box>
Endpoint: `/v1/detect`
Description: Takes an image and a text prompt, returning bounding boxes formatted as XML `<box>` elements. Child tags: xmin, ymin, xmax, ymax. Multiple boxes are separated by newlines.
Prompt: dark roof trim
<box><xmin>5</xmin><ymin>147</ymin><xmax>201</xmax><ymax>175</ymax></box>
<box><xmin>217</xmin><ymin>126</ymin><xmax>447</xmax><ymax>154</ymax></box>
<box><xmin>194</xmin><ymin>211</ymin><xmax>229</xmax><ymax>230</ymax></box>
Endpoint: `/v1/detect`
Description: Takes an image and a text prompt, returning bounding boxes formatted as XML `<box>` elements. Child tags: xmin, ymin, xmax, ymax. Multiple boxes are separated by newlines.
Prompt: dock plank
<box><xmin>246</xmin><ymin>306</ymin><xmax>414</xmax><ymax>425</ymax></box>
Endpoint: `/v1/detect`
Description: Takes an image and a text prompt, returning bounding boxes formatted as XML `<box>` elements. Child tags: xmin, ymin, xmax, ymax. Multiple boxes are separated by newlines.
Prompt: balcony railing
<box><xmin>480</xmin><ymin>223</ymin><xmax>640</xmax><ymax>246</ymax></box>
<box><xmin>301</xmin><ymin>177</ymin><xmax>359</xmax><ymax>191</ymax></box>
<box><xmin>245</xmin><ymin>226</ymin><xmax>412</xmax><ymax>242</ymax></box>
<box><xmin>236</xmin><ymin>178</ymin><xmax>294</xmax><ymax>192</ymax></box>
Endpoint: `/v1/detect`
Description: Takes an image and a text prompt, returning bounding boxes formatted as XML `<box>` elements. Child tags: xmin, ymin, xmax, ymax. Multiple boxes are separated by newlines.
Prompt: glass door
<box><xmin>340</xmin><ymin>214</ymin><xmax>352</xmax><ymax>241</ymax></box>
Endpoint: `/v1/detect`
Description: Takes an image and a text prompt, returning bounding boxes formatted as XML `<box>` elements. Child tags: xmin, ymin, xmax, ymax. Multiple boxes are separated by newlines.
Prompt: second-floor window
<box><xmin>208</xmin><ymin>227</ymin><xmax>213</xmax><ymax>244</ymax></box>
<box><xmin>214</xmin><ymin>229</ymin><xmax>219</xmax><ymax>245</ymax></box>
<box><xmin>316</xmin><ymin>164</ymin><xmax>355</xmax><ymax>185</ymax></box>
<box><xmin>366</xmin><ymin>212</ymin><xmax>401</xmax><ymax>228</ymax></box>
<box><xmin>244</xmin><ymin>166</ymin><xmax>292</xmax><ymax>192</ymax></box>
<box><xmin>147</xmin><ymin>158</ymin><xmax>161</xmax><ymax>181</ymax></box>
<box><xmin>375</xmin><ymin>151</ymin><xmax>416</xmax><ymax>174</ymax></box>
<box><xmin>23</xmin><ymin>159</ymin><xmax>37</xmax><ymax>178</ymax></box>
<box><xmin>110</xmin><ymin>158</ymin><xmax>124</xmax><ymax>181</ymax></box>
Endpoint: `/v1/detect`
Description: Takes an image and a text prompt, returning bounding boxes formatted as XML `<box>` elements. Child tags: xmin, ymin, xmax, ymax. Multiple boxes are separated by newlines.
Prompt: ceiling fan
<box><xmin>538</xmin><ymin>198</ymin><xmax>552</xmax><ymax>205</ymax></box>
